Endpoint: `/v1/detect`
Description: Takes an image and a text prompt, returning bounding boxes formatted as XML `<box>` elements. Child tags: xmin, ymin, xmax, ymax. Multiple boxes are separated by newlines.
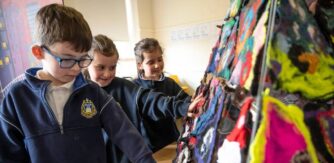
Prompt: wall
<box><xmin>64</xmin><ymin>0</ymin><xmax>137</xmax><ymax>79</ymax></box>
<box><xmin>149</xmin><ymin>0</ymin><xmax>230</xmax><ymax>93</ymax></box>
<box><xmin>64</xmin><ymin>0</ymin><xmax>230</xmax><ymax>94</ymax></box>
<box><xmin>64</xmin><ymin>0</ymin><xmax>129</xmax><ymax>41</ymax></box>
<box><xmin>137</xmin><ymin>0</ymin><xmax>154</xmax><ymax>38</ymax></box>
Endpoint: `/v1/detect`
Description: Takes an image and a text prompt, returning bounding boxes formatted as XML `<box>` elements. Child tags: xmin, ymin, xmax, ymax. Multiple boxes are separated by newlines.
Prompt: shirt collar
<box><xmin>48</xmin><ymin>79</ymin><xmax>75</xmax><ymax>92</ymax></box>
<box><xmin>139</xmin><ymin>73</ymin><xmax>165</xmax><ymax>81</ymax></box>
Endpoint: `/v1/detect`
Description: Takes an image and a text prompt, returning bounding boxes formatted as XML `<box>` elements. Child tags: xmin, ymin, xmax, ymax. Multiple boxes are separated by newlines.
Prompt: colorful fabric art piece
<box><xmin>206</xmin><ymin>28</ymin><xmax>223</xmax><ymax>74</ymax></box>
<box><xmin>207</xmin><ymin>18</ymin><xmax>237</xmax><ymax>75</ymax></box>
<box><xmin>192</xmin><ymin>78</ymin><xmax>225</xmax><ymax>163</ymax></box>
<box><xmin>229</xmin><ymin>0</ymin><xmax>268</xmax><ymax>90</ymax></box>
<box><xmin>228</xmin><ymin>0</ymin><xmax>242</xmax><ymax>18</ymax></box>
<box><xmin>242</xmin><ymin>2</ymin><xmax>269</xmax><ymax>90</ymax></box>
<box><xmin>208</xmin><ymin>93</ymin><xmax>238</xmax><ymax>162</ymax></box>
<box><xmin>250</xmin><ymin>95</ymin><xmax>318</xmax><ymax>163</ymax></box>
<box><xmin>314</xmin><ymin>0</ymin><xmax>334</xmax><ymax>46</ymax></box>
<box><xmin>268</xmin><ymin>0</ymin><xmax>334</xmax><ymax>100</ymax></box>
<box><xmin>217</xmin><ymin>97</ymin><xmax>254</xmax><ymax>163</ymax></box>
<box><xmin>216</xmin><ymin>17</ymin><xmax>239</xmax><ymax>79</ymax></box>
<box><xmin>175</xmin><ymin>77</ymin><xmax>212</xmax><ymax>163</ymax></box>
<box><xmin>213</xmin><ymin>19</ymin><xmax>236</xmax><ymax>75</ymax></box>
<box><xmin>206</xmin><ymin>0</ymin><xmax>244</xmax><ymax>75</ymax></box>
<box><xmin>233</xmin><ymin>0</ymin><xmax>266</xmax><ymax>68</ymax></box>
<box><xmin>317</xmin><ymin>109</ymin><xmax>334</xmax><ymax>157</ymax></box>
<box><xmin>303</xmin><ymin>103</ymin><xmax>334</xmax><ymax>163</ymax></box>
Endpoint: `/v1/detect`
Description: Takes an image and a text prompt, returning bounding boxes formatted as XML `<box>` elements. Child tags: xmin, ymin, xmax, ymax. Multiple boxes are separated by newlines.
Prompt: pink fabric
<box><xmin>264</xmin><ymin>105</ymin><xmax>307</xmax><ymax>162</ymax></box>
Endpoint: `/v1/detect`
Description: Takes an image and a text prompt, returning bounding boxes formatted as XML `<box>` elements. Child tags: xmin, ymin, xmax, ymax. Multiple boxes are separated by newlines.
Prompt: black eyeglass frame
<box><xmin>41</xmin><ymin>45</ymin><xmax>93</xmax><ymax>69</ymax></box>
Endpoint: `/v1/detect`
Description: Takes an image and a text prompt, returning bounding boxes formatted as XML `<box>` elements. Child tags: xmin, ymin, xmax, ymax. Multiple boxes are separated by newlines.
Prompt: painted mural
<box><xmin>0</xmin><ymin>0</ymin><xmax>62</xmax><ymax>92</ymax></box>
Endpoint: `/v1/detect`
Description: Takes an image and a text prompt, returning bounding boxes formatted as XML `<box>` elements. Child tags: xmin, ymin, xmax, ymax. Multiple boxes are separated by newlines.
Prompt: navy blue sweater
<box><xmin>133</xmin><ymin>74</ymin><xmax>190</xmax><ymax>101</ymax></box>
<box><xmin>0</xmin><ymin>68</ymin><xmax>155</xmax><ymax>163</ymax></box>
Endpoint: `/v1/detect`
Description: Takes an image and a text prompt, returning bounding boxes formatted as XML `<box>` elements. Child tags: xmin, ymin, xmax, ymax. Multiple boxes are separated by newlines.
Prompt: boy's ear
<box><xmin>137</xmin><ymin>63</ymin><xmax>142</xmax><ymax>70</ymax></box>
<box><xmin>32</xmin><ymin>45</ymin><xmax>44</xmax><ymax>60</ymax></box>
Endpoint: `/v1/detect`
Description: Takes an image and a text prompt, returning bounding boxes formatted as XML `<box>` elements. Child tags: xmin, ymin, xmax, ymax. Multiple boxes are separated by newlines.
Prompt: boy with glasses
<box><xmin>0</xmin><ymin>4</ymin><xmax>155</xmax><ymax>163</ymax></box>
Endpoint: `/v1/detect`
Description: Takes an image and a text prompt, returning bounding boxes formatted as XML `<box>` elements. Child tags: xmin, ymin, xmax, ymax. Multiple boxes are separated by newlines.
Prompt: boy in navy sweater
<box><xmin>0</xmin><ymin>4</ymin><xmax>155</xmax><ymax>163</ymax></box>
<box><xmin>85</xmin><ymin>34</ymin><xmax>202</xmax><ymax>163</ymax></box>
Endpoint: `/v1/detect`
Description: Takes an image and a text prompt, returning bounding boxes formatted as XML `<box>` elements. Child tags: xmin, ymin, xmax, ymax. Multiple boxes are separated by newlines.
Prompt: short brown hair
<box><xmin>92</xmin><ymin>34</ymin><xmax>119</xmax><ymax>58</ymax></box>
<box><xmin>35</xmin><ymin>3</ymin><xmax>92</xmax><ymax>52</ymax></box>
<box><xmin>134</xmin><ymin>38</ymin><xmax>163</xmax><ymax>64</ymax></box>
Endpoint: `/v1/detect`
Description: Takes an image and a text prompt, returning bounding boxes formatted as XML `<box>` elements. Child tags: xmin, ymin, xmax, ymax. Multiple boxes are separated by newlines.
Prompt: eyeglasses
<box><xmin>41</xmin><ymin>45</ymin><xmax>93</xmax><ymax>69</ymax></box>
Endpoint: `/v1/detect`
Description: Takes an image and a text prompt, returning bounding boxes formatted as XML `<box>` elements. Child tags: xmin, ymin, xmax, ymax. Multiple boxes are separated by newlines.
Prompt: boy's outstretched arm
<box><xmin>98</xmin><ymin>89</ymin><xmax>156</xmax><ymax>163</ymax></box>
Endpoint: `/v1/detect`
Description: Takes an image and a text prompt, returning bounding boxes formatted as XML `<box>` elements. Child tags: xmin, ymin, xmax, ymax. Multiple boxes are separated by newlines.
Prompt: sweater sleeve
<box><xmin>169</xmin><ymin>79</ymin><xmax>191</xmax><ymax>102</ymax></box>
<box><xmin>136</xmin><ymin>88</ymin><xmax>190</xmax><ymax>121</ymax></box>
<box><xmin>98</xmin><ymin>90</ymin><xmax>155</xmax><ymax>163</ymax></box>
<box><xmin>0</xmin><ymin>95</ymin><xmax>30</xmax><ymax>163</ymax></box>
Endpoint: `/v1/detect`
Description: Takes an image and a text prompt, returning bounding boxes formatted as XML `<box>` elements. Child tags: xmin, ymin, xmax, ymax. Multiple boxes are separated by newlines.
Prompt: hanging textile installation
<box><xmin>175</xmin><ymin>0</ymin><xmax>334</xmax><ymax>162</ymax></box>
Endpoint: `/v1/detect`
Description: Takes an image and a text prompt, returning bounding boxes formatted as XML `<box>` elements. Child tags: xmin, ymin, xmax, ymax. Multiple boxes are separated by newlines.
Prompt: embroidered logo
<box><xmin>81</xmin><ymin>98</ymin><xmax>97</xmax><ymax>119</ymax></box>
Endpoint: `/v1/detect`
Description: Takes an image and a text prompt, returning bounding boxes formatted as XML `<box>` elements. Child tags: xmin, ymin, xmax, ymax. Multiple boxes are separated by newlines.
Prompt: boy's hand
<box><xmin>187</xmin><ymin>93</ymin><xmax>204</xmax><ymax>118</ymax></box>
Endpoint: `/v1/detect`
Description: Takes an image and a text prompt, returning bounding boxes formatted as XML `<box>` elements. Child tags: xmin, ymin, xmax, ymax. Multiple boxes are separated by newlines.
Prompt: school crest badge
<box><xmin>81</xmin><ymin>98</ymin><xmax>97</xmax><ymax>119</ymax></box>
